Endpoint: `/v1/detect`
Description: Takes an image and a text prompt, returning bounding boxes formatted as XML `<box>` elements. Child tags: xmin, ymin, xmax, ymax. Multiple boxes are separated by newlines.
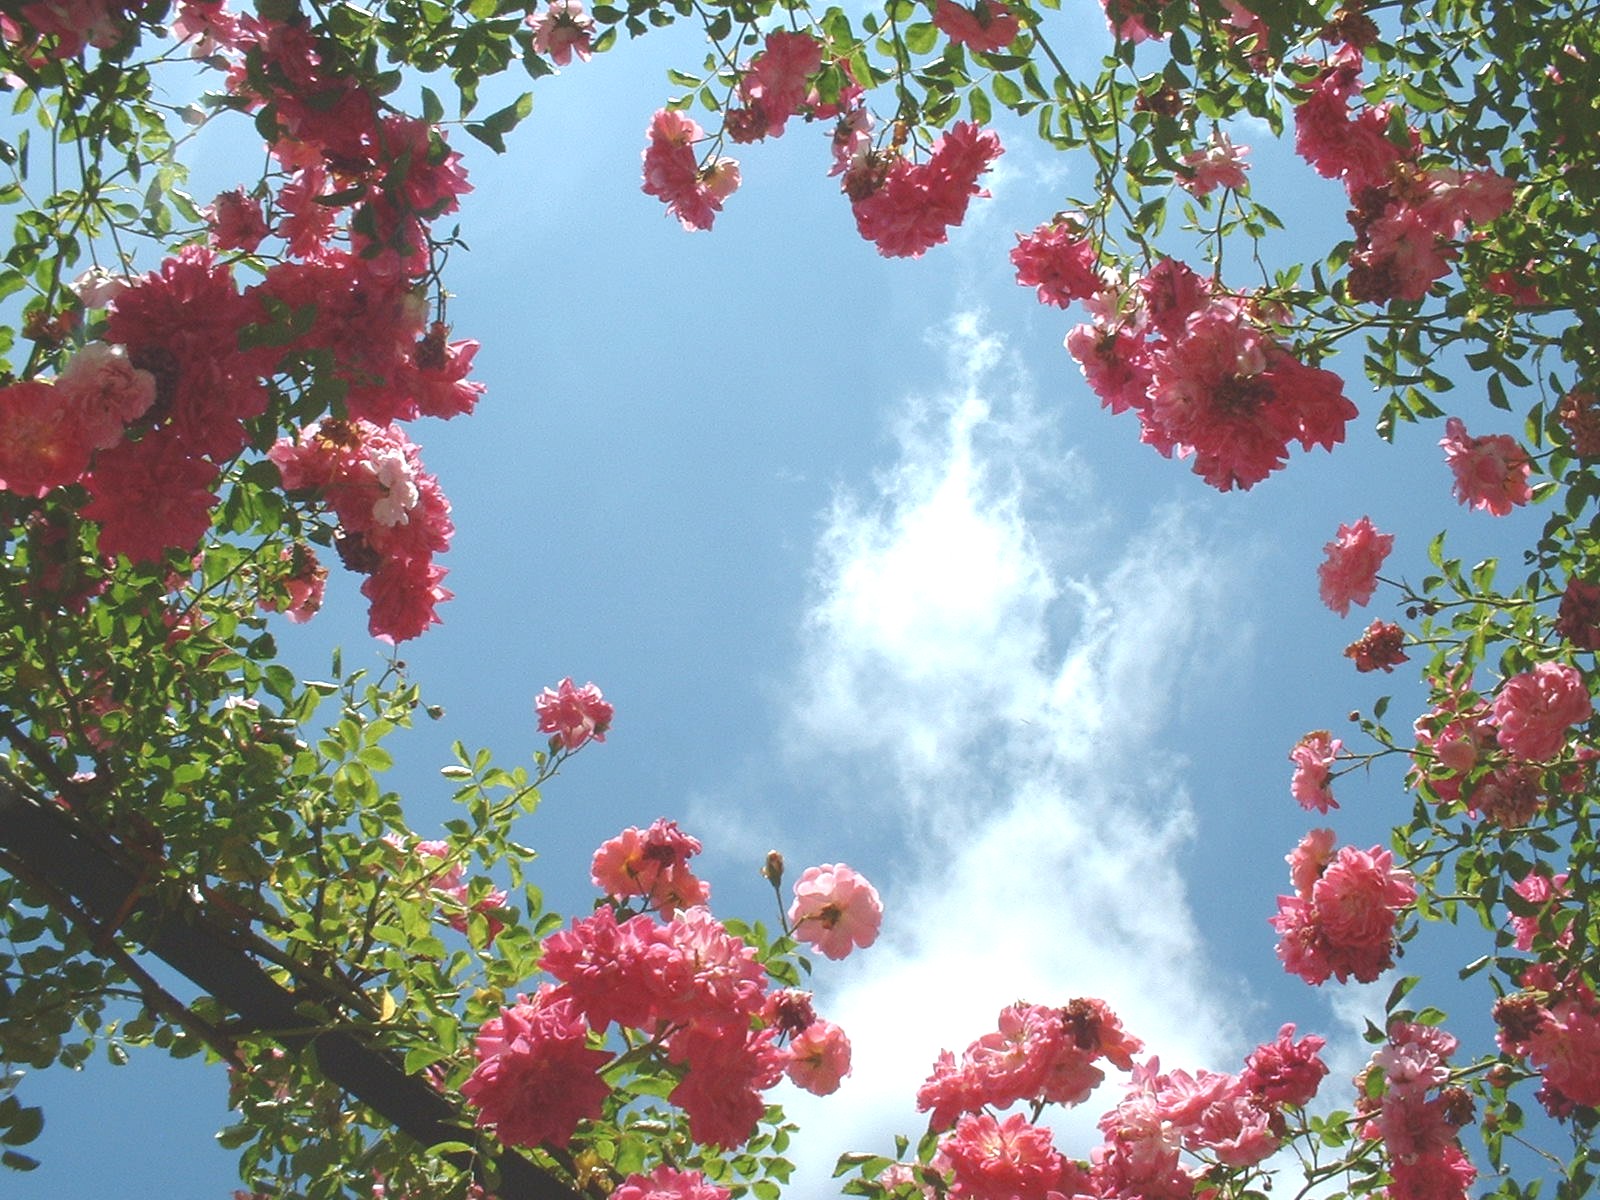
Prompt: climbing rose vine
<box><xmin>1</xmin><ymin>1</ymin><xmax>1598</xmax><ymax>1200</ymax></box>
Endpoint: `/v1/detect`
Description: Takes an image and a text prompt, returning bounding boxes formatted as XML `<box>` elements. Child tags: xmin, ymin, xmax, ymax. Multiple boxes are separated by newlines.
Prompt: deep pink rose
<box><xmin>535</xmin><ymin>677</ymin><xmax>614</xmax><ymax>749</ymax></box>
<box><xmin>460</xmin><ymin>992</ymin><xmax>610</xmax><ymax>1148</ymax></box>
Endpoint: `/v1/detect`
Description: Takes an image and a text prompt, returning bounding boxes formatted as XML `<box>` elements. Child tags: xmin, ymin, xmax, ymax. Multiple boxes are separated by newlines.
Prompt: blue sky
<box><xmin>10</xmin><ymin>19</ymin><xmax>1555</xmax><ymax>1198</ymax></box>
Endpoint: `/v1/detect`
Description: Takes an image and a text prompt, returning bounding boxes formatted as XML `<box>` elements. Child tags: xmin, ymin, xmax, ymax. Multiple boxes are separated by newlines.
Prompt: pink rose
<box><xmin>932</xmin><ymin>0</ymin><xmax>1020</xmax><ymax>51</ymax></box>
<box><xmin>527</xmin><ymin>0</ymin><xmax>595</xmax><ymax>66</ymax></box>
<box><xmin>786</xmin><ymin>1018</ymin><xmax>852</xmax><ymax>1095</ymax></box>
<box><xmin>1178</xmin><ymin>131</ymin><xmax>1250</xmax><ymax>197</ymax></box>
<box><xmin>788</xmin><ymin>863</ymin><xmax>882</xmax><ymax>960</ymax></box>
<box><xmin>535</xmin><ymin>677</ymin><xmax>614</xmax><ymax>750</ymax></box>
<box><xmin>460</xmin><ymin>992</ymin><xmax>611</xmax><ymax>1148</ymax></box>
<box><xmin>1289</xmin><ymin>730</ymin><xmax>1342</xmax><ymax>813</ymax></box>
<box><xmin>612</xmin><ymin>1167</ymin><xmax>730</xmax><ymax>1200</ymax></box>
<box><xmin>939</xmin><ymin>1112</ymin><xmax>1065</xmax><ymax>1200</ymax></box>
<box><xmin>1317</xmin><ymin>516</ymin><xmax>1393</xmax><ymax>616</ymax></box>
<box><xmin>1491</xmin><ymin>662</ymin><xmax>1591</xmax><ymax>761</ymax></box>
<box><xmin>1439</xmin><ymin>416</ymin><xmax>1532</xmax><ymax>515</ymax></box>
<box><xmin>1241</xmin><ymin>1023</ymin><xmax>1328</xmax><ymax>1108</ymax></box>
<box><xmin>589</xmin><ymin>818</ymin><xmax>708</xmax><ymax>915</ymax></box>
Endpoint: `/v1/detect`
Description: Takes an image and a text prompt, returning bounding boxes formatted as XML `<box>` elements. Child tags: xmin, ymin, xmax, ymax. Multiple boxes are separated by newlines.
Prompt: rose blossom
<box><xmin>56</xmin><ymin>341</ymin><xmax>156</xmax><ymax>450</ymax></box>
<box><xmin>1558</xmin><ymin>388</ymin><xmax>1600</xmax><ymax>456</ymax></box>
<box><xmin>1271</xmin><ymin>842</ymin><xmax>1415</xmax><ymax>985</ymax></box>
<box><xmin>939</xmin><ymin>1112</ymin><xmax>1065</xmax><ymax>1200</ymax></box>
<box><xmin>731</xmin><ymin>30</ymin><xmax>823</xmax><ymax>139</ymax></box>
<box><xmin>786</xmin><ymin>1018</ymin><xmax>852</xmax><ymax>1095</ymax></box>
<box><xmin>932</xmin><ymin>0</ymin><xmax>1020</xmax><ymax>51</ymax></box>
<box><xmin>846</xmin><ymin>122</ymin><xmax>1003</xmax><ymax>258</ymax></box>
<box><xmin>1240</xmin><ymin>1023</ymin><xmax>1328</xmax><ymax>1107</ymax></box>
<box><xmin>640</xmin><ymin>109</ymin><xmax>740</xmax><ymax>231</ymax></box>
<box><xmin>1286</xmin><ymin>827</ymin><xmax>1337</xmax><ymax>900</ymax></box>
<box><xmin>1509</xmin><ymin>869</ymin><xmax>1570</xmax><ymax>953</ymax></box>
<box><xmin>788</xmin><ymin>863</ymin><xmax>882</xmax><ymax>959</ymax></box>
<box><xmin>1010</xmin><ymin>220</ymin><xmax>1105</xmax><ymax>308</ymax></box>
<box><xmin>1490</xmin><ymin>661</ymin><xmax>1592</xmax><ymax>761</ymax></box>
<box><xmin>1439</xmin><ymin>416</ymin><xmax>1532</xmax><ymax>515</ymax></box>
<box><xmin>203</xmin><ymin>187</ymin><xmax>271</xmax><ymax>252</ymax></box>
<box><xmin>590</xmin><ymin>817</ymin><xmax>709</xmax><ymax>915</ymax></box>
<box><xmin>612</xmin><ymin>1167</ymin><xmax>730</xmax><ymax>1200</ymax></box>
<box><xmin>527</xmin><ymin>0</ymin><xmax>594</xmax><ymax>66</ymax></box>
<box><xmin>1556</xmin><ymin>577</ymin><xmax>1600</xmax><ymax>650</ymax></box>
<box><xmin>1289</xmin><ymin>730</ymin><xmax>1341</xmax><ymax>813</ymax></box>
<box><xmin>460</xmin><ymin>991</ymin><xmax>610</xmax><ymax>1148</ymax></box>
<box><xmin>1345</xmin><ymin>619</ymin><xmax>1409</xmax><ymax>673</ymax></box>
<box><xmin>1317</xmin><ymin>515</ymin><xmax>1392</xmax><ymax>616</ymax></box>
<box><xmin>1178</xmin><ymin>131</ymin><xmax>1250</xmax><ymax>197</ymax></box>
<box><xmin>535</xmin><ymin>677</ymin><xmax>614</xmax><ymax>749</ymax></box>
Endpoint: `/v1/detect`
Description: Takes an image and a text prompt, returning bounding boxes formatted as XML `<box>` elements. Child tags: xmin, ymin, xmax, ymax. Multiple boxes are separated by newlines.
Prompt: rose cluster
<box><xmin>1354</xmin><ymin>1023</ymin><xmax>1477</xmax><ymax>1200</ymax></box>
<box><xmin>1041</xmin><ymin>254</ymin><xmax>1356</xmax><ymax>491</ymax></box>
<box><xmin>270</xmin><ymin>419</ymin><xmax>454</xmax><ymax>642</ymax></box>
<box><xmin>1</xmin><ymin>4</ymin><xmax>485</xmax><ymax>642</ymax></box>
<box><xmin>1293</xmin><ymin>44</ymin><xmax>1514</xmax><ymax>304</ymax></box>
<box><xmin>461</xmin><ymin>829</ymin><xmax>878</xmax><ymax>1152</ymax></box>
<box><xmin>891</xmin><ymin>1007</ymin><xmax>1328</xmax><ymax>1200</ymax></box>
<box><xmin>1271</xmin><ymin>830</ymin><xmax>1416</xmax><ymax>985</ymax></box>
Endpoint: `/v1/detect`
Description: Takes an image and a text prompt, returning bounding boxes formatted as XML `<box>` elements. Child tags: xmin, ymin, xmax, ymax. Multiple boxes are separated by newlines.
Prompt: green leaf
<box><xmin>1</xmin><ymin>1106</ymin><xmax>42</xmax><ymax>1147</ymax></box>
<box><xmin>421</xmin><ymin>87</ymin><xmax>444</xmax><ymax>125</ymax></box>
<box><xmin>903</xmin><ymin>21</ymin><xmax>937</xmax><ymax>54</ymax></box>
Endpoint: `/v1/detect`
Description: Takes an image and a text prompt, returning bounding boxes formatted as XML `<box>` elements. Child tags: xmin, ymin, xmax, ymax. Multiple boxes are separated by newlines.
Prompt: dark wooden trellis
<box><xmin>0</xmin><ymin>782</ymin><xmax>581</xmax><ymax>1200</ymax></box>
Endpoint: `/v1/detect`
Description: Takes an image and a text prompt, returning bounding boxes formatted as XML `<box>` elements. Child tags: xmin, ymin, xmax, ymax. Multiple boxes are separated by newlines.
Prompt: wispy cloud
<box><xmin>768</xmin><ymin>314</ymin><xmax>1265</xmax><ymax>1188</ymax></box>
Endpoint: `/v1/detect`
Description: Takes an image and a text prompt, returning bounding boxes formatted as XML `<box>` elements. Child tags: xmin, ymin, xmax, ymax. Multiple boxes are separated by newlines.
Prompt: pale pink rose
<box><xmin>1491</xmin><ymin>661</ymin><xmax>1592</xmax><ymax>761</ymax></box>
<box><xmin>1289</xmin><ymin>730</ymin><xmax>1342</xmax><ymax>813</ymax></box>
<box><xmin>527</xmin><ymin>0</ymin><xmax>594</xmax><ymax>65</ymax></box>
<box><xmin>1190</xmin><ymin>1080</ymin><xmax>1278</xmax><ymax>1167</ymax></box>
<box><xmin>1178</xmin><ymin>131</ymin><xmax>1250</xmax><ymax>197</ymax></box>
<box><xmin>1317</xmin><ymin>516</ymin><xmax>1393</xmax><ymax>616</ymax></box>
<box><xmin>56</xmin><ymin>341</ymin><xmax>156</xmax><ymax>451</ymax></box>
<box><xmin>786</xmin><ymin>1018</ymin><xmax>852</xmax><ymax>1095</ymax></box>
<box><xmin>535</xmin><ymin>677</ymin><xmax>614</xmax><ymax>749</ymax></box>
<box><xmin>71</xmin><ymin>267</ymin><xmax>131</xmax><ymax>309</ymax></box>
<box><xmin>788</xmin><ymin>863</ymin><xmax>882</xmax><ymax>960</ymax></box>
<box><xmin>1439</xmin><ymin>416</ymin><xmax>1532</xmax><ymax>515</ymax></box>
<box><xmin>171</xmin><ymin>0</ymin><xmax>239</xmax><ymax>55</ymax></box>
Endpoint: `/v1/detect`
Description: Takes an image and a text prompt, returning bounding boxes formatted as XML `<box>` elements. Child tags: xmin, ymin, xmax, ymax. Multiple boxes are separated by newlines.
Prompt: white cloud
<box><xmin>771</xmin><ymin>314</ymin><xmax>1262</xmax><ymax>1189</ymax></box>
